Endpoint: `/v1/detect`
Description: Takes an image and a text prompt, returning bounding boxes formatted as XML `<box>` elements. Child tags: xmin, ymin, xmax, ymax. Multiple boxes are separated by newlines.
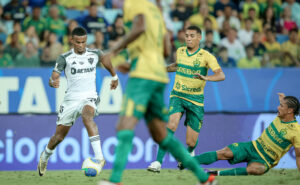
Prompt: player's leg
<box><xmin>81</xmin><ymin>103</ymin><xmax>106</xmax><ymax>170</ymax></box>
<box><xmin>246</xmin><ymin>162</ymin><xmax>267</xmax><ymax>175</ymax></box>
<box><xmin>186</xmin><ymin>126</ymin><xmax>199</xmax><ymax>154</ymax></box>
<box><xmin>38</xmin><ymin>124</ymin><xmax>71</xmax><ymax>176</ymax></box>
<box><xmin>109</xmin><ymin>78</ymin><xmax>152</xmax><ymax>184</ymax></box>
<box><xmin>148</xmin><ymin>112</ymin><xmax>182</xmax><ymax>172</ymax></box>
<box><xmin>148</xmin><ymin>119</ymin><xmax>216</xmax><ymax>185</ymax></box>
<box><xmin>109</xmin><ymin>116</ymin><xmax>138</xmax><ymax>183</ymax></box>
<box><xmin>194</xmin><ymin>146</ymin><xmax>233</xmax><ymax>165</ymax></box>
<box><xmin>146</xmin><ymin>84</ymin><xmax>216</xmax><ymax>185</ymax></box>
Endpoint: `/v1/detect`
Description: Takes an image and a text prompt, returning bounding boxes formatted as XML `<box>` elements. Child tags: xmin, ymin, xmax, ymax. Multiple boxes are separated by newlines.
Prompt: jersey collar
<box><xmin>186</xmin><ymin>47</ymin><xmax>201</xmax><ymax>57</ymax></box>
<box><xmin>281</xmin><ymin>119</ymin><xmax>297</xmax><ymax>124</ymax></box>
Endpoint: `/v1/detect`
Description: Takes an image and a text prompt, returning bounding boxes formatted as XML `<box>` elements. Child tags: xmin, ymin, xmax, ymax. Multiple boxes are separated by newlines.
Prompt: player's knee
<box><xmin>186</xmin><ymin>138</ymin><xmax>197</xmax><ymax>148</ymax></box>
<box><xmin>247</xmin><ymin>165</ymin><xmax>265</xmax><ymax>175</ymax></box>
<box><xmin>167</xmin><ymin>122</ymin><xmax>177</xmax><ymax>132</ymax></box>
<box><xmin>82</xmin><ymin>113</ymin><xmax>94</xmax><ymax>123</ymax></box>
<box><xmin>217</xmin><ymin>148</ymin><xmax>233</xmax><ymax>159</ymax></box>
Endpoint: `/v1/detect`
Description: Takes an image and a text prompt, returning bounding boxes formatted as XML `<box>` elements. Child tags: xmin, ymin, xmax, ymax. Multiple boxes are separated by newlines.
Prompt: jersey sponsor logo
<box><xmin>72</xmin><ymin>61</ymin><xmax>77</xmax><ymax>65</ymax></box>
<box><xmin>175</xmin><ymin>82</ymin><xmax>201</xmax><ymax>92</ymax></box>
<box><xmin>177</xmin><ymin>66</ymin><xmax>203</xmax><ymax>76</ymax></box>
<box><xmin>88</xmin><ymin>58</ymin><xmax>94</xmax><ymax>65</ymax></box>
<box><xmin>258</xmin><ymin>138</ymin><xmax>278</xmax><ymax>159</ymax></box>
<box><xmin>267</xmin><ymin>126</ymin><xmax>284</xmax><ymax>144</ymax></box>
<box><xmin>79</xmin><ymin>61</ymin><xmax>84</xmax><ymax>65</ymax></box>
<box><xmin>70</xmin><ymin>67</ymin><xmax>96</xmax><ymax>75</ymax></box>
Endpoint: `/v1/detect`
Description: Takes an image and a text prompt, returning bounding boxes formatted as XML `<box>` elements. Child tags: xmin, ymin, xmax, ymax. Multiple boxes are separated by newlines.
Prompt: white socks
<box><xmin>90</xmin><ymin>135</ymin><xmax>104</xmax><ymax>160</ymax></box>
<box><xmin>41</xmin><ymin>146</ymin><xmax>54</xmax><ymax>162</ymax></box>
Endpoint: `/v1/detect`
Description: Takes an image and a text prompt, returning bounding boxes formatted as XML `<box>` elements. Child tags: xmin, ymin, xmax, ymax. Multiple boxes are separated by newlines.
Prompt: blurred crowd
<box><xmin>0</xmin><ymin>0</ymin><xmax>300</xmax><ymax>68</ymax></box>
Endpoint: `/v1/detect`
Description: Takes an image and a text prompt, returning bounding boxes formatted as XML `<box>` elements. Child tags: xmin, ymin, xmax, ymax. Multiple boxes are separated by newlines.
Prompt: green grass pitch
<box><xmin>1</xmin><ymin>169</ymin><xmax>299</xmax><ymax>185</ymax></box>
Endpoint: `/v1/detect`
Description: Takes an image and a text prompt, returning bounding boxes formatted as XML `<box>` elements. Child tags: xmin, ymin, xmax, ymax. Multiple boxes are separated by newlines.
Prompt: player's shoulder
<box><xmin>200</xmin><ymin>48</ymin><xmax>214</xmax><ymax>56</ymax></box>
<box><xmin>87</xmin><ymin>48</ymin><xmax>102</xmax><ymax>55</ymax></box>
<box><xmin>177</xmin><ymin>46</ymin><xmax>187</xmax><ymax>54</ymax></box>
<box><xmin>61</xmin><ymin>50</ymin><xmax>73</xmax><ymax>59</ymax></box>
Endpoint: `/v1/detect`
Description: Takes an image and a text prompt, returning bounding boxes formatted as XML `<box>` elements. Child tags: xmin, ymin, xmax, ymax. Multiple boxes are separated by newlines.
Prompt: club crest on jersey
<box><xmin>193</xmin><ymin>59</ymin><xmax>200</xmax><ymax>67</ymax></box>
<box><xmin>279</xmin><ymin>128</ymin><xmax>287</xmax><ymax>136</ymax></box>
<box><xmin>88</xmin><ymin>58</ymin><xmax>94</xmax><ymax>65</ymax></box>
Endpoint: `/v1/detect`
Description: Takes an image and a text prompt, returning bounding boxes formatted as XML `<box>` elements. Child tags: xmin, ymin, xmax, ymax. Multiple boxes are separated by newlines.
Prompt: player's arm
<box><xmin>194</xmin><ymin>68</ymin><xmax>225</xmax><ymax>81</ymax></box>
<box><xmin>49</xmin><ymin>71</ymin><xmax>60</xmax><ymax>88</ymax></box>
<box><xmin>163</xmin><ymin>32</ymin><xmax>171</xmax><ymax>58</ymax></box>
<box><xmin>278</xmin><ymin>93</ymin><xmax>285</xmax><ymax>102</ymax></box>
<box><xmin>166</xmin><ymin>63</ymin><xmax>177</xmax><ymax>72</ymax></box>
<box><xmin>100</xmin><ymin>52</ymin><xmax>118</xmax><ymax>90</ymax></box>
<box><xmin>49</xmin><ymin>55</ymin><xmax>66</xmax><ymax>88</ymax></box>
<box><xmin>295</xmin><ymin>147</ymin><xmax>300</xmax><ymax>172</ymax></box>
<box><xmin>110</xmin><ymin>14</ymin><xmax>145</xmax><ymax>55</ymax></box>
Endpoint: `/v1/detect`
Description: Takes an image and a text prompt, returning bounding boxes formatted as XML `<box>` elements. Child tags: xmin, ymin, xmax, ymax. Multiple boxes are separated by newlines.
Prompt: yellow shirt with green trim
<box><xmin>170</xmin><ymin>46</ymin><xmax>221</xmax><ymax>106</ymax></box>
<box><xmin>123</xmin><ymin>0</ymin><xmax>168</xmax><ymax>83</ymax></box>
<box><xmin>252</xmin><ymin>117</ymin><xmax>300</xmax><ymax>168</ymax></box>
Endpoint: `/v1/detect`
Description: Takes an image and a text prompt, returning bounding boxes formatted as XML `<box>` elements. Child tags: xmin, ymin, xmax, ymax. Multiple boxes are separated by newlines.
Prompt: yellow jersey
<box><xmin>170</xmin><ymin>46</ymin><xmax>221</xmax><ymax>106</ymax></box>
<box><xmin>252</xmin><ymin>117</ymin><xmax>300</xmax><ymax>168</ymax></box>
<box><xmin>123</xmin><ymin>0</ymin><xmax>168</xmax><ymax>83</ymax></box>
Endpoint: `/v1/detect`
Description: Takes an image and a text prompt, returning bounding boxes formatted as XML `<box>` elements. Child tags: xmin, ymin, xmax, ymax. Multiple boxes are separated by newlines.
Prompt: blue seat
<box><xmin>66</xmin><ymin>9</ymin><xmax>83</xmax><ymax>20</ymax></box>
<box><xmin>276</xmin><ymin>34</ymin><xmax>289</xmax><ymax>44</ymax></box>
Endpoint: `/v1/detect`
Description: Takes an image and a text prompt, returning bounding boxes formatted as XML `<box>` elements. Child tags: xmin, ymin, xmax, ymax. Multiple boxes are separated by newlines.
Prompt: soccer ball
<box><xmin>81</xmin><ymin>157</ymin><xmax>102</xmax><ymax>177</ymax></box>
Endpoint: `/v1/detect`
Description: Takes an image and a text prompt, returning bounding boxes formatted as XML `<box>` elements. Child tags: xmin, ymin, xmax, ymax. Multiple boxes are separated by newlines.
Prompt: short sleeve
<box><xmin>53</xmin><ymin>55</ymin><xmax>66</xmax><ymax>74</ymax></box>
<box><xmin>123</xmin><ymin>0</ymin><xmax>144</xmax><ymax>23</ymax></box>
<box><xmin>206</xmin><ymin>52</ymin><xmax>221</xmax><ymax>71</ymax></box>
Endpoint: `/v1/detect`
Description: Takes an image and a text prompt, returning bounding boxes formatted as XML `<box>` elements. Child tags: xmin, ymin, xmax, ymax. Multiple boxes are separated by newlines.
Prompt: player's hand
<box><xmin>117</xmin><ymin>63</ymin><xmax>131</xmax><ymax>74</ymax></box>
<box><xmin>194</xmin><ymin>73</ymin><xmax>208</xmax><ymax>81</ymax></box>
<box><xmin>49</xmin><ymin>78</ymin><xmax>60</xmax><ymax>88</ymax></box>
<box><xmin>278</xmin><ymin>93</ymin><xmax>285</xmax><ymax>101</ymax></box>
<box><xmin>110</xmin><ymin>79</ymin><xmax>118</xmax><ymax>90</ymax></box>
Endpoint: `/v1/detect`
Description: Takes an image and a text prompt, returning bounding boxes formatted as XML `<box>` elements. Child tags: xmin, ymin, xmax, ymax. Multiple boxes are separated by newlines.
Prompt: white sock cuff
<box><xmin>89</xmin><ymin>135</ymin><xmax>100</xmax><ymax>142</ymax></box>
<box><xmin>45</xmin><ymin>146</ymin><xmax>54</xmax><ymax>154</ymax></box>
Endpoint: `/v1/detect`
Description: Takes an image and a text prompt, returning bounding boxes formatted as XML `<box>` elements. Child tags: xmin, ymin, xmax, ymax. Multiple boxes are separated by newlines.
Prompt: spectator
<box><xmin>217</xmin><ymin>46</ymin><xmax>236</xmax><ymax>67</ymax></box>
<box><xmin>108</xmin><ymin>15</ymin><xmax>125</xmax><ymax>41</ymax></box>
<box><xmin>0</xmin><ymin>5</ymin><xmax>8</xmax><ymax>35</ymax></box>
<box><xmin>15</xmin><ymin>41</ymin><xmax>40</xmax><ymax>67</ymax></box>
<box><xmin>4</xmin><ymin>31</ymin><xmax>22</xmax><ymax>60</ymax></box>
<box><xmin>40</xmin><ymin>32</ymin><xmax>62</xmax><ymax>66</ymax></box>
<box><xmin>264</xmin><ymin>28</ymin><xmax>281</xmax><ymax>66</ymax></box>
<box><xmin>237</xmin><ymin>45</ymin><xmax>261</xmax><ymax>68</ymax></box>
<box><xmin>201</xmin><ymin>30</ymin><xmax>218</xmax><ymax>56</ymax></box>
<box><xmin>3</xmin><ymin>0</ymin><xmax>26</xmax><ymax>21</ymax></box>
<box><xmin>24</xmin><ymin>26</ymin><xmax>40</xmax><ymax>47</ymax></box>
<box><xmin>201</xmin><ymin>17</ymin><xmax>221</xmax><ymax>44</ymax></box>
<box><xmin>220</xmin><ymin>27</ymin><xmax>246</xmax><ymax>61</ymax></box>
<box><xmin>248</xmin><ymin>31</ymin><xmax>267</xmax><ymax>61</ymax></box>
<box><xmin>89</xmin><ymin>30</ymin><xmax>105</xmax><ymax>50</ymax></box>
<box><xmin>42</xmin><ymin>0</ymin><xmax>66</xmax><ymax>19</ymax></box>
<box><xmin>189</xmin><ymin>4</ymin><xmax>218</xmax><ymax>30</ymax></box>
<box><xmin>60</xmin><ymin>0</ymin><xmax>89</xmax><ymax>11</ymax></box>
<box><xmin>281</xmin><ymin>28</ymin><xmax>300</xmax><ymax>67</ymax></box>
<box><xmin>280</xmin><ymin>6</ymin><xmax>298</xmax><ymax>34</ymax></box>
<box><xmin>46</xmin><ymin>5</ymin><xmax>66</xmax><ymax>39</ymax></box>
<box><xmin>282</xmin><ymin>0</ymin><xmax>300</xmax><ymax>28</ymax></box>
<box><xmin>81</xmin><ymin>3</ymin><xmax>109</xmax><ymax>34</ymax></box>
<box><xmin>62</xmin><ymin>19</ymin><xmax>78</xmax><ymax>52</ymax></box>
<box><xmin>193</xmin><ymin>0</ymin><xmax>215</xmax><ymax>15</ymax></box>
<box><xmin>214</xmin><ymin>0</ymin><xmax>237</xmax><ymax>17</ymax></box>
<box><xmin>238</xmin><ymin>18</ymin><xmax>254</xmax><ymax>46</ymax></box>
<box><xmin>0</xmin><ymin>41</ymin><xmax>14</xmax><ymax>67</ymax></box>
<box><xmin>262</xmin><ymin>6</ymin><xmax>280</xmax><ymax>32</ymax></box>
<box><xmin>6</xmin><ymin>21</ymin><xmax>25</xmax><ymax>45</ymax></box>
<box><xmin>22</xmin><ymin>6</ymin><xmax>47</xmax><ymax>38</ymax></box>
<box><xmin>259</xmin><ymin>0</ymin><xmax>282</xmax><ymax>19</ymax></box>
<box><xmin>239</xmin><ymin>0</ymin><xmax>259</xmax><ymax>19</ymax></box>
<box><xmin>217</xmin><ymin>5</ymin><xmax>240</xmax><ymax>30</ymax></box>
<box><xmin>171</xmin><ymin>0</ymin><xmax>193</xmax><ymax>22</ymax></box>
<box><xmin>247</xmin><ymin>7</ymin><xmax>262</xmax><ymax>32</ymax></box>
<box><xmin>219</xmin><ymin>19</ymin><xmax>231</xmax><ymax>39</ymax></box>
<box><xmin>174</xmin><ymin>29</ymin><xmax>185</xmax><ymax>49</ymax></box>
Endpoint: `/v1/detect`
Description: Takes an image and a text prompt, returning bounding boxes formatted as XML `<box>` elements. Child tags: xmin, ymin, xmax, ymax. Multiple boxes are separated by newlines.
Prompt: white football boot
<box><xmin>37</xmin><ymin>151</ymin><xmax>48</xmax><ymax>176</ymax></box>
<box><xmin>147</xmin><ymin>161</ymin><xmax>161</xmax><ymax>173</ymax></box>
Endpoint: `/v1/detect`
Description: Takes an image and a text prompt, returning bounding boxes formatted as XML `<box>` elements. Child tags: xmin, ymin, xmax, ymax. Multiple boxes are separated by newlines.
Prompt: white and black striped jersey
<box><xmin>53</xmin><ymin>48</ymin><xmax>103</xmax><ymax>101</ymax></box>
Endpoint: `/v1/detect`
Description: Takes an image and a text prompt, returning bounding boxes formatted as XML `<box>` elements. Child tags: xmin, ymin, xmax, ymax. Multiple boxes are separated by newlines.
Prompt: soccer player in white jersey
<box><xmin>37</xmin><ymin>27</ymin><xmax>119</xmax><ymax>176</ymax></box>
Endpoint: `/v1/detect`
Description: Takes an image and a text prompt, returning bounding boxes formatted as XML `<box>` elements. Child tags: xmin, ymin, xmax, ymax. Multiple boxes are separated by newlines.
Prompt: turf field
<box><xmin>1</xmin><ymin>169</ymin><xmax>299</xmax><ymax>185</ymax></box>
